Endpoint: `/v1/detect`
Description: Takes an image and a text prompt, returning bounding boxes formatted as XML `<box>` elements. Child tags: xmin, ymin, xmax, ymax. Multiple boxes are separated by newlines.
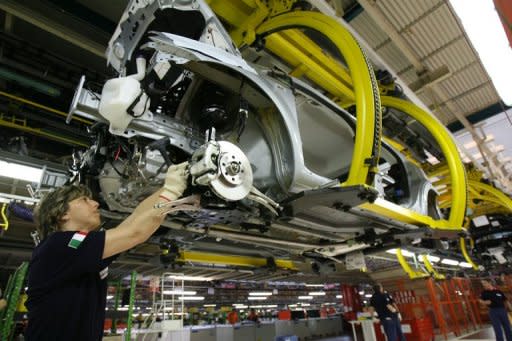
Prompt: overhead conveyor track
<box><xmin>359</xmin><ymin>97</ymin><xmax>467</xmax><ymax>231</ymax></box>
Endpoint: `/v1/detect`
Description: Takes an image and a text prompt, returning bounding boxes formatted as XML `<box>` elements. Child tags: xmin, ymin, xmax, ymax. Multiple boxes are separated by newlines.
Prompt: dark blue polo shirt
<box><xmin>370</xmin><ymin>292</ymin><xmax>397</xmax><ymax>319</ymax></box>
<box><xmin>481</xmin><ymin>289</ymin><xmax>507</xmax><ymax>309</ymax></box>
<box><xmin>25</xmin><ymin>230</ymin><xmax>115</xmax><ymax>341</ymax></box>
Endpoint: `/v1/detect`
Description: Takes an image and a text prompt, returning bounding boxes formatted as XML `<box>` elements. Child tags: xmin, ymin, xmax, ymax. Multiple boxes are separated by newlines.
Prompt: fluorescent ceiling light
<box><xmin>386</xmin><ymin>249</ymin><xmax>414</xmax><ymax>258</ymax></box>
<box><xmin>249</xmin><ymin>292</ymin><xmax>272</xmax><ymax>296</ymax></box>
<box><xmin>0</xmin><ymin>160</ymin><xmax>43</xmax><ymax>183</ymax></box>
<box><xmin>336</xmin><ymin>295</ymin><xmax>343</xmax><ymax>299</ymax></box>
<box><xmin>250</xmin><ymin>304</ymin><xmax>277</xmax><ymax>309</ymax></box>
<box><xmin>441</xmin><ymin>259</ymin><xmax>459</xmax><ymax>266</ymax></box>
<box><xmin>248</xmin><ymin>296</ymin><xmax>267</xmax><ymax>301</ymax></box>
<box><xmin>167</xmin><ymin>275</ymin><xmax>212</xmax><ymax>281</ymax></box>
<box><xmin>232</xmin><ymin>304</ymin><xmax>248</xmax><ymax>309</ymax></box>
<box><xmin>163</xmin><ymin>290</ymin><xmax>197</xmax><ymax>295</ymax></box>
<box><xmin>298</xmin><ymin>296</ymin><xmax>313</xmax><ymax>300</ymax></box>
<box><xmin>178</xmin><ymin>296</ymin><xmax>205</xmax><ymax>301</ymax></box>
<box><xmin>106</xmin><ymin>295</ymin><xmax>114</xmax><ymax>300</ymax></box>
<box><xmin>300</xmin><ymin>303</ymin><xmax>311</xmax><ymax>307</ymax></box>
<box><xmin>459</xmin><ymin>262</ymin><xmax>473</xmax><ymax>268</ymax></box>
<box><xmin>203</xmin><ymin>304</ymin><xmax>216</xmax><ymax>307</ymax></box>
<box><xmin>364</xmin><ymin>294</ymin><xmax>373</xmax><ymax>298</ymax></box>
<box><xmin>358</xmin><ymin>291</ymin><xmax>365</xmax><ymax>295</ymax></box>
<box><xmin>418</xmin><ymin>255</ymin><xmax>440</xmax><ymax>263</ymax></box>
<box><xmin>450</xmin><ymin>0</ymin><xmax>512</xmax><ymax>105</ymax></box>
<box><xmin>308</xmin><ymin>292</ymin><xmax>326</xmax><ymax>296</ymax></box>
<box><xmin>305</xmin><ymin>284</ymin><xmax>324</xmax><ymax>287</ymax></box>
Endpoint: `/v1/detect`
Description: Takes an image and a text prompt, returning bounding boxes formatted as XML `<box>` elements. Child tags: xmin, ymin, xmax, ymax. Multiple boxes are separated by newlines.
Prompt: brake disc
<box><xmin>190</xmin><ymin>140</ymin><xmax>253</xmax><ymax>201</ymax></box>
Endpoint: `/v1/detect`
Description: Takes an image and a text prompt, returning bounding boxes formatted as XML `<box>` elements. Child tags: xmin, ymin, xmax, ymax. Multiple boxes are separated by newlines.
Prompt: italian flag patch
<box><xmin>68</xmin><ymin>231</ymin><xmax>88</xmax><ymax>249</ymax></box>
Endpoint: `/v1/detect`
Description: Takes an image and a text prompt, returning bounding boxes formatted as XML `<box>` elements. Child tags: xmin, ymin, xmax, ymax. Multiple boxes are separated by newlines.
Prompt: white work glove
<box><xmin>160</xmin><ymin>161</ymin><xmax>189</xmax><ymax>202</ymax></box>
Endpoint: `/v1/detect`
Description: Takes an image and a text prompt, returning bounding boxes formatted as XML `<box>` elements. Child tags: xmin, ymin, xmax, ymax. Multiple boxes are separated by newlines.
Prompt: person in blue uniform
<box><xmin>369</xmin><ymin>283</ymin><xmax>406</xmax><ymax>341</ymax></box>
<box><xmin>25</xmin><ymin>162</ymin><xmax>189</xmax><ymax>341</ymax></box>
<box><xmin>479</xmin><ymin>279</ymin><xmax>512</xmax><ymax>341</ymax></box>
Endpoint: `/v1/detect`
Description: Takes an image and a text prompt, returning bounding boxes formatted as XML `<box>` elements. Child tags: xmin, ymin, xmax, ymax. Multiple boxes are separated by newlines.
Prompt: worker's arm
<box><xmin>102</xmin><ymin>162</ymin><xmax>188</xmax><ymax>259</ymax></box>
<box><xmin>479</xmin><ymin>299</ymin><xmax>491</xmax><ymax>306</ymax></box>
<box><xmin>386</xmin><ymin>303</ymin><xmax>397</xmax><ymax>313</ymax></box>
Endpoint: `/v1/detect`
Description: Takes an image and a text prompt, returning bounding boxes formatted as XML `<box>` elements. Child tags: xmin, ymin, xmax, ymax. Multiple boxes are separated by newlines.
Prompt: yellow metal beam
<box><xmin>396</xmin><ymin>249</ymin><xmax>428</xmax><ymax>279</ymax></box>
<box><xmin>255</xmin><ymin>11</ymin><xmax>381</xmax><ymax>186</ymax></box>
<box><xmin>0</xmin><ymin>203</ymin><xmax>8</xmax><ymax>231</ymax></box>
<box><xmin>380</xmin><ymin>97</ymin><xmax>467</xmax><ymax>229</ymax></box>
<box><xmin>178</xmin><ymin>250</ymin><xmax>298</xmax><ymax>270</ymax></box>
<box><xmin>359</xmin><ymin>198</ymin><xmax>454</xmax><ymax>228</ymax></box>
<box><xmin>421</xmin><ymin>254</ymin><xmax>445</xmax><ymax>279</ymax></box>
<box><xmin>0</xmin><ymin>116</ymin><xmax>89</xmax><ymax>147</ymax></box>
<box><xmin>0</xmin><ymin>90</ymin><xmax>91</xmax><ymax>125</ymax></box>
<box><xmin>460</xmin><ymin>238</ymin><xmax>478</xmax><ymax>270</ymax></box>
<box><xmin>264</xmin><ymin>32</ymin><xmax>354</xmax><ymax>102</ymax></box>
<box><xmin>468</xmin><ymin>180</ymin><xmax>512</xmax><ymax>211</ymax></box>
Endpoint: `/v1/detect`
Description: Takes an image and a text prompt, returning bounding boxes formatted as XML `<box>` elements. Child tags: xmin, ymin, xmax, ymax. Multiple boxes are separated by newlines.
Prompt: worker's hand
<box><xmin>160</xmin><ymin>161</ymin><xmax>189</xmax><ymax>202</ymax></box>
<box><xmin>397</xmin><ymin>312</ymin><xmax>402</xmax><ymax>322</ymax></box>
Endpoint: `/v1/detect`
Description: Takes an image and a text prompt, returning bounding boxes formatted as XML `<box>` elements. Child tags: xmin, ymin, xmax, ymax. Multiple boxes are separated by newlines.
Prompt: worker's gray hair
<box><xmin>34</xmin><ymin>185</ymin><xmax>92</xmax><ymax>238</ymax></box>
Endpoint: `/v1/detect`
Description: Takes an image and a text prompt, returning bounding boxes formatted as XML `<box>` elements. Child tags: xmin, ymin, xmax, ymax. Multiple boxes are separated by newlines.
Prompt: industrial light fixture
<box><xmin>250</xmin><ymin>304</ymin><xmax>277</xmax><ymax>308</ymax></box>
<box><xmin>248</xmin><ymin>296</ymin><xmax>267</xmax><ymax>301</ymax></box>
<box><xmin>418</xmin><ymin>255</ymin><xmax>441</xmax><ymax>263</ymax></box>
<box><xmin>162</xmin><ymin>290</ymin><xmax>197</xmax><ymax>295</ymax></box>
<box><xmin>308</xmin><ymin>292</ymin><xmax>326</xmax><ymax>296</ymax></box>
<box><xmin>232</xmin><ymin>304</ymin><xmax>248</xmax><ymax>309</ymax></box>
<box><xmin>441</xmin><ymin>259</ymin><xmax>459</xmax><ymax>266</ymax></box>
<box><xmin>298</xmin><ymin>296</ymin><xmax>313</xmax><ymax>300</ymax></box>
<box><xmin>166</xmin><ymin>275</ymin><xmax>212</xmax><ymax>281</ymax></box>
<box><xmin>249</xmin><ymin>292</ymin><xmax>273</xmax><ymax>296</ymax></box>
<box><xmin>385</xmin><ymin>249</ymin><xmax>415</xmax><ymax>258</ymax></box>
<box><xmin>449</xmin><ymin>0</ymin><xmax>512</xmax><ymax>105</ymax></box>
<box><xmin>459</xmin><ymin>262</ymin><xmax>473</xmax><ymax>268</ymax></box>
<box><xmin>177</xmin><ymin>296</ymin><xmax>205</xmax><ymax>301</ymax></box>
<box><xmin>336</xmin><ymin>295</ymin><xmax>343</xmax><ymax>299</ymax></box>
<box><xmin>304</xmin><ymin>284</ymin><xmax>324</xmax><ymax>287</ymax></box>
<box><xmin>203</xmin><ymin>304</ymin><xmax>216</xmax><ymax>307</ymax></box>
<box><xmin>0</xmin><ymin>160</ymin><xmax>43</xmax><ymax>183</ymax></box>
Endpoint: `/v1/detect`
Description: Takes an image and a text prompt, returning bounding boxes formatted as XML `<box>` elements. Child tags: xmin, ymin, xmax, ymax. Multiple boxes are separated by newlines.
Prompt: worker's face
<box><xmin>481</xmin><ymin>280</ymin><xmax>492</xmax><ymax>290</ymax></box>
<box><xmin>61</xmin><ymin>196</ymin><xmax>101</xmax><ymax>231</ymax></box>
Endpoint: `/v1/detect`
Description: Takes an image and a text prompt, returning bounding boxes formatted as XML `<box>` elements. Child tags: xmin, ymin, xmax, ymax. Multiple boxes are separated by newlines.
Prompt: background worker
<box><xmin>25</xmin><ymin>162</ymin><xmax>189</xmax><ymax>341</ymax></box>
<box><xmin>227</xmin><ymin>308</ymin><xmax>239</xmax><ymax>325</ymax></box>
<box><xmin>247</xmin><ymin>308</ymin><xmax>260</xmax><ymax>324</ymax></box>
<box><xmin>479</xmin><ymin>279</ymin><xmax>512</xmax><ymax>341</ymax></box>
<box><xmin>369</xmin><ymin>283</ymin><xmax>406</xmax><ymax>341</ymax></box>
